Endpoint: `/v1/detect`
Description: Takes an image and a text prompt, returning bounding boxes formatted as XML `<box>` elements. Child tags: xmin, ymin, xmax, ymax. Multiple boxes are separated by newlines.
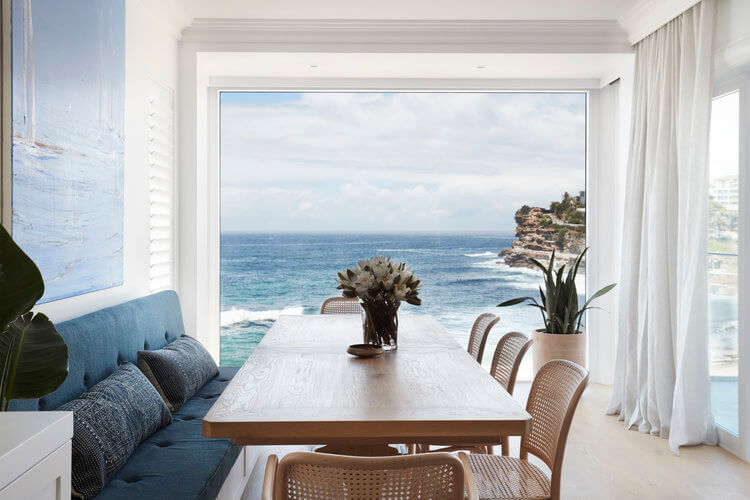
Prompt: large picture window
<box><xmin>219</xmin><ymin>92</ymin><xmax>588</xmax><ymax>380</ymax></box>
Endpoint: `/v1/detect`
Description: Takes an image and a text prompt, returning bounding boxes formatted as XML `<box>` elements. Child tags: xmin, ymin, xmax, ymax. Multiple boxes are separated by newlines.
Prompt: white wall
<box><xmin>714</xmin><ymin>0</ymin><xmax>750</xmax><ymax>78</ymax></box>
<box><xmin>587</xmin><ymin>60</ymin><xmax>633</xmax><ymax>385</ymax></box>
<box><xmin>31</xmin><ymin>0</ymin><xmax>180</xmax><ymax>324</ymax></box>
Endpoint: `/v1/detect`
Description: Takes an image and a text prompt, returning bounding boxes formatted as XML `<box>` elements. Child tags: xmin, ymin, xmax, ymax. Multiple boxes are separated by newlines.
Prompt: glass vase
<box><xmin>360</xmin><ymin>298</ymin><xmax>400</xmax><ymax>350</ymax></box>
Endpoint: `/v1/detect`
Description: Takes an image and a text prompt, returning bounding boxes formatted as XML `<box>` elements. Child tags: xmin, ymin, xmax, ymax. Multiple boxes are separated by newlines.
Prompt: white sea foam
<box><xmin>376</xmin><ymin>248</ymin><xmax>427</xmax><ymax>253</ymax></box>
<box><xmin>221</xmin><ymin>306</ymin><xmax>304</xmax><ymax>326</ymax></box>
<box><xmin>472</xmin><ymin>258</ymin><xmax>514</xmax><ymax>270</ymax></box>
<box><xmin>463</xmin><ymin>251</ymin><xmax>496</xmax><ymax>257</ymax></box>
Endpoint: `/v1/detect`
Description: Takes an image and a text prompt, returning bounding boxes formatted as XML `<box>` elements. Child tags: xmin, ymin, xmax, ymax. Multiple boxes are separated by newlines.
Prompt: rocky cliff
<box><xmin>499</xmin><ymin>195</ymin><xmax>586</xmax><ymax>271</ymax></box>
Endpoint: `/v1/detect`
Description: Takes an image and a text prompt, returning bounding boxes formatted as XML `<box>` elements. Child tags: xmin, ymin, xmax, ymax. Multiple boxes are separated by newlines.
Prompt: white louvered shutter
<box><xmin>148</xmin><ymin>83</ymin><xmax>175</xmax><ymax>292</ymax></box>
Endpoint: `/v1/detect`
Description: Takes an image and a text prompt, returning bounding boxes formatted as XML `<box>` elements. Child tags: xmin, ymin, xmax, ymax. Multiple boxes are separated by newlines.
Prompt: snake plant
<box><xmin>498</xmin><ymin>248</ymin><xmax>616</xmax><ymax>334</ymax></box>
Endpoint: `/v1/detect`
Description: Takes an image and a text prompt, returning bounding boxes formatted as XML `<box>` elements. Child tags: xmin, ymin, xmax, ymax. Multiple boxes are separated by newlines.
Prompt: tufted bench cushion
<box><xmin>94</xmin><ymin>367</ymin><xmax>240</xmax><ymax>500</ymax></box>
<box><xmin>9</xmin><ymin>292</ymin><xmax>244</xmax><ymax>500</ymax></box>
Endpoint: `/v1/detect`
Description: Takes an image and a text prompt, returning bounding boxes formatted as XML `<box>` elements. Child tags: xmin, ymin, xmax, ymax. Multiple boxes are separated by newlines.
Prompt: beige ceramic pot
<box><xmin>532</xmin><ymin>329</ymin><xmax>586</xmax><ymax>374</ymax></box>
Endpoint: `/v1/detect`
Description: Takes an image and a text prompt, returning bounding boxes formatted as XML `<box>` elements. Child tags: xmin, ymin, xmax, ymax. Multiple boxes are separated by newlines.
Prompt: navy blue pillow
<box><xmin>57</xmin><ymin>362</ymin><xmax>172</xmax><ymax>499</ymax></box>
<box><xmin>137</xmin><ymin>335</ymin><xmax>219</xmax><ymax>412</ymax></box>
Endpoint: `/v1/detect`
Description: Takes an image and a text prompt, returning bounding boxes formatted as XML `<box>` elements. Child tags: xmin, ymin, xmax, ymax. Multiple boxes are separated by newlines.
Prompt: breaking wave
<box><xmin>221</xmin><ymin>306</ymin><xmax>305</xmax><ymax>327</ymax></box>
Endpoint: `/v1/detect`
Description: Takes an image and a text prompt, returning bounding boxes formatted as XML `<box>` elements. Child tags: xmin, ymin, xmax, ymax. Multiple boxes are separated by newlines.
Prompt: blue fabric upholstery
<box><xmin>10</xmin><ymin>291</ymin><xmax>185</xmax><ymax>411</ymax></box>
<box><xmin>95</xmin><ymin>367</ymin><xmax>240</xmax><ymax>500</ymax></box>
<box><xmin>58</xmin><ymin>362</ymin><xmax>173</xmax><ymax>499</ymax></box>
<box><xmin>9</xmin><ymin>292</ymin><xmax>243</xmax><ymax>500</ymax></box>
<box><xmin>138</xmin><ymin>335</ymin><xmax>219</xmax><ymax>411</ymax></box>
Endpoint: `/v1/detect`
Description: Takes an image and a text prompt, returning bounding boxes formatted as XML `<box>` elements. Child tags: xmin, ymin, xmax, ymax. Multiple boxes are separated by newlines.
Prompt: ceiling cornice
<box><xmin>181</xmin><ymin>19</ymin><xmax>632</xmax><ymax>54</ymax></box>
<box><xmin>619</xmin><ymin>0</ymin><xmax>700</xmax><ymax>45</ymax></box>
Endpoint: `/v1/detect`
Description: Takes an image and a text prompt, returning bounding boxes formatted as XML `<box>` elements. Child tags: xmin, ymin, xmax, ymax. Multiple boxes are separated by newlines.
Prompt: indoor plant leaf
<box><xmin>0</xmin><ymin>225</ymin><xmax>44</xmax><ymax>331</ymax></box>
<box><xmin>0</xmin><ymin>312</ymin><xmax>68</xmax><ymax>406</ymax></box>
<box><xmin>497</xmin><ymin>247</ymin><xmax>616</xmax><ymax>334</ymax></box>
<box><xmin>497</xmin><ymin>297</ymin><xmax>535</xmax><ymax>307</ymax></box>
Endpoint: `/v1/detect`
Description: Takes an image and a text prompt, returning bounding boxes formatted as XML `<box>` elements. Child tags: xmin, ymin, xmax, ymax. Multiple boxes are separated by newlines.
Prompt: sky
<box><xmin>709</xmin><ymin>90</ymin><xmax>739</xmax><ymax>182</ymax></box>
<box><xmin>220</xmin><ymin>92</ymin><xmax>586</xmax><ymax>233</ymax></box>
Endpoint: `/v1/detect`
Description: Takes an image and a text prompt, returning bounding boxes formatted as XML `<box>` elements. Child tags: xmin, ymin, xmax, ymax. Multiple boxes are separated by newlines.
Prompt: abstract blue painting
<box><xmin>11</xmin><ymin>0</ymin><xmax>125</xmax><ymax>303</ymax></box>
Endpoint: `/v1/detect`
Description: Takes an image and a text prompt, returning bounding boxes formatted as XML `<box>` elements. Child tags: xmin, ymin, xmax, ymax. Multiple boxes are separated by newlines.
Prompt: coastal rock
<box><xmin>499</xmin><ymin>196</ymin><xmax>586</xmax><ymax>272</ymax></box>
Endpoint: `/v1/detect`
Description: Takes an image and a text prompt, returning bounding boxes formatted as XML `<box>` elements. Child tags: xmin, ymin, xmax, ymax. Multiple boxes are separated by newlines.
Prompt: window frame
<box><xmin>206</xmin><ymin>83</ymin><xmax>599</xmax><ymax>373</ymax></box>
<box><xmin>711</xmin><ymin>74</ymin><xmax>750</xmax><ymax>461</ymax></box>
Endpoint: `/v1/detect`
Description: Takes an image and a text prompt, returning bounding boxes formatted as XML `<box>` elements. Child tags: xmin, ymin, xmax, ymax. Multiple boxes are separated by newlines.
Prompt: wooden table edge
<box><xmin>203</xmin><ymin>417</ymin><xmax>532</xmax><ymax>444</ymax></box>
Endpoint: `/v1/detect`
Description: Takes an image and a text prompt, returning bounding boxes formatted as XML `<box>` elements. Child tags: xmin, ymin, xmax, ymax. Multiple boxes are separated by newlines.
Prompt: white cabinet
<box><xmin>0</xmin><ymin>412</ymin><xmax>73</xmax><ymax>500</ymax></box>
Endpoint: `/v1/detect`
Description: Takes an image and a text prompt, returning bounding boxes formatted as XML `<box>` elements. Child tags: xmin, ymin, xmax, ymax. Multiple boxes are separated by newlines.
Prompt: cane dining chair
<box><xmin>262</xmin><ymin>451</ymin><xmax>477</xmax><ymax>500</ymax></box>
<box><xmin>319</xmin><ymin>297</ymin><xmax>362</xmax><ymax>315</ymax></box>
<box><xmin>459</xmin><ymin>359</ymin><xmax>590</xmax><ymax>500</ymax></box>
<box><xmin>490</xmin><ymin>332</ymin><xmax>534</xmax><ymax>455</ymax></box>
<box><xmin>467</xmin><ymin>313</ymin><xmax>500</xmax><ymax>364</ymax></box>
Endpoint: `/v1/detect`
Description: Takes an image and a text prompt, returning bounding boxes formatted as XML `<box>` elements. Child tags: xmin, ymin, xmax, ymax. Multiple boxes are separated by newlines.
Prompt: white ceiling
<box><xmin>159</xmin><ymin>0</ymin><xmax>639</xmax><ymax>85</ymax></box>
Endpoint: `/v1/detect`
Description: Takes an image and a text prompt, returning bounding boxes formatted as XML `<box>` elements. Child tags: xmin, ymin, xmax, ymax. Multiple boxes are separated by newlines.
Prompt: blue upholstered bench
<box><xmin>10</xmin><ymin>291</ymin><xmax>242</xmax><ymax>500</ymax></box>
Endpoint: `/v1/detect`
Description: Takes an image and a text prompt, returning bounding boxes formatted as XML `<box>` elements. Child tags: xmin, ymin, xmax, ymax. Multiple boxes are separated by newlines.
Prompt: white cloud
<box><xmin>220</xmin><ymin>92</ymin><xmax>585</xmax><ymax>233</ymax></box>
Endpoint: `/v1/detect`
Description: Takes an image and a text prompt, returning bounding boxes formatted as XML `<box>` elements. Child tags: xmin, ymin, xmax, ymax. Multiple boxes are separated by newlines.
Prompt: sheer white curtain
<box><xmin>607</xmin><ymin>0</ymin><xmax>718</xmax><ymax>454</ymax></box>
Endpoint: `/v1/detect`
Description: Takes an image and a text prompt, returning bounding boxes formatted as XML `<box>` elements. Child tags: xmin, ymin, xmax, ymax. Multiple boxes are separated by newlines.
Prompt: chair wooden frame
<box><xmin>467</xmin><ymin>313</ymin><xmax>500</xmax><ymax>364</ymax></box>
<box><xmin>459</xmin><ymin>359</ymin><xmax>590</xmax><ymax>500</ymax></box>
<box><xmin>490</xmin><ymin>332</ymin><xmax>533</xmax><ymax>455</ymax></box>
<box><xmin>319</xmin><ymin>296</ymin><xmax>361</xmax><ymax>315</ymax></box>
<box><xmin>263</xmin><ymin>451</ymin><xmax>478</xmax><ymax>500</ymax></box>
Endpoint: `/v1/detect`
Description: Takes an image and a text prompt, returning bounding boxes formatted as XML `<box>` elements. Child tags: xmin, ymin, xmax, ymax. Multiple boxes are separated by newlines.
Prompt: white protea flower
<box><xmin>372</xmin><ymin>261</ymin><xmax>389</xmax><ymax>280</ymax></box>
<box><xmin>393</xmin><ymin>283</ymin><xmax>409</xmax><ymax>301</ymax></box>
<box><xmin>337</xmin><ymin>255</ymin><xmax>421</xmax><ymax>305</ymax></box>
<box><xmin>382</xmin><ymin>276</ymin><xmax>394</xmax><ymax>290</ymax></box>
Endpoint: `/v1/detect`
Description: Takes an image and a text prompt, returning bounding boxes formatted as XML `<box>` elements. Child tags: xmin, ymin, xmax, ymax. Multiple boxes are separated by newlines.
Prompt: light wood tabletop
<box><xmin>203</xmin><ymin>314</ymin><xmax>531</xmax><ymax>450</ymax></box>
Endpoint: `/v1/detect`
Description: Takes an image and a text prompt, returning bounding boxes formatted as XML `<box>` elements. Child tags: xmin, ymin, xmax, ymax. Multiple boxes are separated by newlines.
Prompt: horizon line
<box><xmin>220</xmin><ymin>230</ymin><xmax>518</xmax><ymax>236</ymax></box>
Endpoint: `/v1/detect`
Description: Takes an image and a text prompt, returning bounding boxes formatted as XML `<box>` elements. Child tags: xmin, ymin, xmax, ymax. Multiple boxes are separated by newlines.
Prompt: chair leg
<box><xmin>501</xmin><ymin>436</ymin><xmax>510</xmax><ymax>456</ymax></box>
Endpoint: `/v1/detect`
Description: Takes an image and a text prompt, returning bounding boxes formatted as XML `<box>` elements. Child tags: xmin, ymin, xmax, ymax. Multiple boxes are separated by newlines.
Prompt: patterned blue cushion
<box><xmin>137</xmin><ymin>335</ymin><xmax>218</xmax><ymax>412</ymax></box>
<box><xmin>57</xmin><ymin>362</ymin><xmax>172</xmax><ymax>499</ymax></box>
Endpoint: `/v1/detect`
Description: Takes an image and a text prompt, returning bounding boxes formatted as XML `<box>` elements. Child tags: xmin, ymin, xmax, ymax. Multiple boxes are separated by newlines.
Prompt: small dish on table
<box><xmin>347</xmin><ymin>344</ymin><xmax>384</xmax><ymax>358</ymax></box>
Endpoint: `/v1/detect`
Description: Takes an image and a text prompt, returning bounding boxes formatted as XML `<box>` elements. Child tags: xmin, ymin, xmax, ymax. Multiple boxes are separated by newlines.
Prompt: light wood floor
<box><xmin>242</xmin><ymin>383</ymin><xmax>750</xmax><ymax>499</ymax></box>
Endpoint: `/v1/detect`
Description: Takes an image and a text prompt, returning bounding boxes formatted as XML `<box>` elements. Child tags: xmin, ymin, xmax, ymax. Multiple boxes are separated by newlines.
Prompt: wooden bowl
<box><xmin>347</xmin><ymin>344</ymin><xmax>384</xmax><ymax>358</ymax></box>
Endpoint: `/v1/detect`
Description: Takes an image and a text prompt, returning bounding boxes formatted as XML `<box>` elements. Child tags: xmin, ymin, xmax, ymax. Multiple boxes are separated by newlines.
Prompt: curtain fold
<box><xmin>607</xmin><ymin>0</ymin><xmax>718</xmax><ymax>454</ymax></box>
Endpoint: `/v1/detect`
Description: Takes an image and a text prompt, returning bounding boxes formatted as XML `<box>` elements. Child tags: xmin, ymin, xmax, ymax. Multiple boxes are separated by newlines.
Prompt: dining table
<box><xmin>203</xmin><ymin>313</ymin><xmax>531</xmax><ymax>456</ymax></box>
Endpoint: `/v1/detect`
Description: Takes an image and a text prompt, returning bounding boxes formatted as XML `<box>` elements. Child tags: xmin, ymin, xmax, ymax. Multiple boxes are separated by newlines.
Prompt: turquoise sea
<box><xmin>219</xmin><ymin>232</ymin><xmax>571</xmax><ymax>379</ymax></box>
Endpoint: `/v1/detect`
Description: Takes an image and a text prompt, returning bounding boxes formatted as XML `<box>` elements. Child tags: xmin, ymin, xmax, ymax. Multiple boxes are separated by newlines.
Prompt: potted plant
<box><xmin>498</xmin><ymin>248</ymin><xmax>615</xmax><ymax>373</ymax></box>
<box><xmin>336</xmin><ymin>256</ymin><xmax>421</xmax><ymax>350</ymax></box>
<box><xmin>0</xmin><ymin>225</ymin><xmax>68</xmax><ymax>411</ymax></box>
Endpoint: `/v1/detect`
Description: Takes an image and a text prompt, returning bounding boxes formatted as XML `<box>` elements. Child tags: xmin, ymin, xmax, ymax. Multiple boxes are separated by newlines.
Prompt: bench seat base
<box><xmin>95</xmin><ymin>367</ymin><xmax>241</xmax><ymax>500</ymax></box>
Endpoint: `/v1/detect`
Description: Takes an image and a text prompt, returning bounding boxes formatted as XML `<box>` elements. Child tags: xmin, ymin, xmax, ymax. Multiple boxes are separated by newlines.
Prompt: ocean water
<box><xmin>220</xmin><ymin>232</ymin><xmax>579</xmax><ymax>378</ymax></box>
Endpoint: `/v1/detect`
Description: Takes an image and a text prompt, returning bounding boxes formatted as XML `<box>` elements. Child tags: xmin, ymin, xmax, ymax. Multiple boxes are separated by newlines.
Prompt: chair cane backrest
<box><xmin>489</xmin><ymin>332</ymin><xmax>533</xmax><ymax>395</ymax></box>
<box><xmin>320</xmin><ymin>297</ymin><xmax>362</xmax><ymax>315</ymax></box>
<box><xmin>269</xmin><ymin>452</ymin><xmax>466</xmax><ymax>500</ymax></box>
<box><xmin>467</xmin><ymin>313</ymin><xmax>499</xmax><ymax>363</ymax></box>
<box><xmin>520</xmin><ymin>359</ymin><xmax>589</xmax><ymax>496</ymax></box>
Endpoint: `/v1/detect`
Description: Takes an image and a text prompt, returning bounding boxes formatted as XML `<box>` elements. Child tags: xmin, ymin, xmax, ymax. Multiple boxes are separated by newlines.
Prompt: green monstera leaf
<box><xmin>0</xmin><ymin>225</ymin><xmax>44</xmax><ymax>332</ymax></box>
<box><xmin>1</xmin><ymin>313</ymin><xmax>68</xmax><ymax>408</ymax></box>
<box><xmin>0</xmin><ymin>224</ymin><xmax>68</xmax><ymax>410</ymax></box>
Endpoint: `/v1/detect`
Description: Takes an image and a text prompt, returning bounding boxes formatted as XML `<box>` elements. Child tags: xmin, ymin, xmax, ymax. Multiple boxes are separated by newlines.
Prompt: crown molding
<box><xmin>715</xmin><ymin>34</ymin><xmax>750</xmax><ymax>77</ymax></box>
<box><xmin>181</xmin><ymin>19</ymin><xmax>632</xmax><ymax>54</ymax></box>
<box><xmin>619</xmin><ymin>0</ymin><xmax>700</xmax><ymax>45</ymax></box>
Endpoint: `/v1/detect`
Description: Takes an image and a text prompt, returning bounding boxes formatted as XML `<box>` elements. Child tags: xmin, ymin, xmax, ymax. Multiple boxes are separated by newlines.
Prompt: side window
<box><xmin>708</xmin><ymin>90</ymin><xmax>740</xmax><ymax>435</ymax></box>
